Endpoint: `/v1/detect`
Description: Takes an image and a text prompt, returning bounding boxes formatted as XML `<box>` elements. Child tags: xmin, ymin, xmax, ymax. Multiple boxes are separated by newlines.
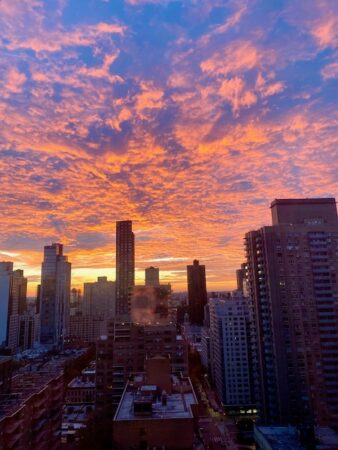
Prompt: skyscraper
<box><xmin>245</xmin><ymin>198</ymin><xmax>338</xmax><ymax>428</ymax></box>
<box><xmin>187</xmin><ymin>260</ymin><xmax>207</xmax><ymax>325</ymax></box>
<box><xmin>0</xmin><ymin>263</ymin><xmax>27</xmax><ymax>351</ymax></box>
<box><xmin>116</xmin><ymin>221</ymin><xmax>135</xmax><ymax>316</ymax></box>
<box><xmin>40</xmin><ymin>243</ymin><xmax>71</xmax><ymax>348</ymax></box>
<box><xmin>145</xmin><ymin>266</ymin><xmax>160</xmax><ymax>287</ymax></box>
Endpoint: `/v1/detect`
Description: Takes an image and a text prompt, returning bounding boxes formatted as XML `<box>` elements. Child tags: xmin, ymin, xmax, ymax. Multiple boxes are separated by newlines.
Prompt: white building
<box><xmin>0</xmin><ymin>263</ymin><xmax>34</xmax><ymax>353</ymax></box>
<box><xmin>209</xmin><ymin>294</ymin><xmax>252</xmax><ymax>409</ymax></box>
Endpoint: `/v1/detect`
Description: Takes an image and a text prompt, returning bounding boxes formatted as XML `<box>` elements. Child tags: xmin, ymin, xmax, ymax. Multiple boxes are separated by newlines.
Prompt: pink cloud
<box><xmin>311</xmin><ymin>17</ymin><xmax>338</xmax><ymax>49</ymax></box>
<box><xmin>200</xmin><ymin>40</ymin><xmax>260</xmax><ymax>76</ymax></box>
<box><xmin>219</xmin><ymin>77</ymin><xmax>257</xmax><ymax>115</ymax></box>
<box><xmin>255</xmin><ymin>73</ymin><xmax>285</xmax><ymax>97</ymax></box>
<box><xmin>4</xmin><ymin>68</ymin><xmax>27</xmax><ymax>95</ymax></box>
<box><xmin>321</xmin><ymin>60</ymin><xmax>338</xmax><ymax>79</ymax></box>
<box><xmin>78</xmin><ymin>52</ymin><xmax>123</xmax><ymax>82</ymax></box>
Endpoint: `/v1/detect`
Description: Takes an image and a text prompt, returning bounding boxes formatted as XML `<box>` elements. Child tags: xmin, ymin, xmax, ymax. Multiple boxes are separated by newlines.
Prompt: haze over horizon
<box><xmin>0</xmin><ymin>0</ymin><xmax>337</xmax><ymax>296</ymax></box>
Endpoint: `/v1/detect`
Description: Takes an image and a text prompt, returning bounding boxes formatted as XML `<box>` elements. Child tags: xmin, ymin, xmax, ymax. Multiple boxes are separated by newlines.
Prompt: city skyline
<box><xmin>0</xmin><ymin>0</ymin><xmax>337</xmax><ymax>296</ymax></box>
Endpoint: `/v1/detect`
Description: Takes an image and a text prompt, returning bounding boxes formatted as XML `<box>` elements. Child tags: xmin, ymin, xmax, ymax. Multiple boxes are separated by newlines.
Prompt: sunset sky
<box><xmin>0</xmin><ymin>0</ymin><xmax>337</xmax><ymax>296</ymax></box>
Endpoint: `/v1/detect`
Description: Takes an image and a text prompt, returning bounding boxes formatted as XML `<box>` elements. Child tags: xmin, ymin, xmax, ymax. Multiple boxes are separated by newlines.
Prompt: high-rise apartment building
<box><xmin>245</xmin><ymin>198</ymin><xmax>338</xmax><ymax>428</ymax></box>
<box><xmin>145</xmin><ymin>266</ymin><xmax>160</xmax><ymax>287</ymax></box>
<box><xmin>0</xmin><ymin>263</ymin><xmax>28</xmax><ymax>351</ymax></box>
<box><xmin>40</xmin><ymin>243</ymin><xmax>71</xmax><ymax>348</ymax></box>
<box><xmin>209</xmin><ymin>294</ymin><xmax>253</xmax><ymax>410</ymax></box>
<box><xmin>83</xmin><ymin>276</ymin><xmax>116</xmax><ymax>317</ymax></box>
<box><xmin>187</xmin><ymin>260</ymin><xmax>207</xmax><ymax>325</ymax></box>
<box><xmin>116</xmin><ymin>221</ymin><xmax>135</xmax><ymax>316</ymax></box>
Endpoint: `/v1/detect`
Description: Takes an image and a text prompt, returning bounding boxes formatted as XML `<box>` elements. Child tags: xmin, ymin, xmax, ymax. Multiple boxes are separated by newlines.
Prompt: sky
<box><xmin>0</xmin><ymin>0</ymin><xmax>337</xmax><ymax>296</ymax></box>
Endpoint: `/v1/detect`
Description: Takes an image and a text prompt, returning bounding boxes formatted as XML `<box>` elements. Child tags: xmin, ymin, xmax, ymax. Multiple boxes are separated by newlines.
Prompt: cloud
<box><xmin>321</xmin><ymin>60</ymin><xmax>338</xmax><ymax>80</ymax></box>
<box><xmin>219</xmin><ymin>77</ymin><xmax>257</xmax><ymax>114</ymax></box>
<box><xmin>200</xmin><ymin>41</ymin><xmax>260</xmax><ymax>76</ymax></box>
<box><xmin>311</xmin><ymin>17</ymin><xmax>338</xmax><ymax>49</ymax></box>
<box><xmin>0</xmin><ymin>0</ymin><xmax>337</xmax><ymax>296</ymax></box>
<box><xmin>135</xmin><ymin>82</ymin><xmax>165</xmax><ymax>115</ymax></box>
<box><xmin>4</xmin><ymin>68</ymin><xmax>27</xmax><ymax>94</ymax></box>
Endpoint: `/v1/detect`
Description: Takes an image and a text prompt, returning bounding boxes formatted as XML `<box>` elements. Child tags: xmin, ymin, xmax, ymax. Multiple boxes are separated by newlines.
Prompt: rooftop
<box><xmin>68</xmin><ymin>377</ymin><xmax>95</xmax><ymax>389</ymax></box>
<box><xmin>255</xmin><ymin>426</ymin><xmax>304</xmax><ymax>450</ymax></box>
<box><xmin>114</xmin><ymin>373</ymin><xmax>197</xmax><ymax>422</ymax></box>
<box><xmin>62</xmin><ymin>403</ymin><xmax>94</xmax><ymax>424</ymax></box>
<box><xmin>0</xmin><ymin>370</ymin><xmax>62</xmax><ymax>420</ymax></box>
<box><xmin>0</xmin><ymin>350</ymin><xmax>87</xmax><ymax>420</ymax></box>
<box><xmin>271</xmin><ymin>198</ymin><xmax>336</xmax><ymax>206</ymax></box>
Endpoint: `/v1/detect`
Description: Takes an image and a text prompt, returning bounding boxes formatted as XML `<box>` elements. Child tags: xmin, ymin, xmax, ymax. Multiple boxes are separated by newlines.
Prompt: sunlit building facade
<box><xmin>40</xmin><ymin>243</ymin><xmax>71</xmax><ymax>349</ymax></box>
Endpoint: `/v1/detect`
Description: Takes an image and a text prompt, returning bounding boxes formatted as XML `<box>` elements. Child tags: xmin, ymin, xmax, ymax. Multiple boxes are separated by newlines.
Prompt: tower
<box><xmin>187</xmin><ymin>260</ymin><xmax>207</xmax><ymax>325</ymax></box>
<box><xmin>116</xmin><ymin>221</ymin><xmax>135</xmax><ymax>316</ymax></box>
<box><xmin>40</xmin><ymin>243</ymin><xmax>71</xmax><ymax>348</ymax></box>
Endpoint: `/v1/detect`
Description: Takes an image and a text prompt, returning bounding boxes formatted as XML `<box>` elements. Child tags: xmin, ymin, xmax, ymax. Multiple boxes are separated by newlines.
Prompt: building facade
<box><xmin>116</xmin><ymin>221</ymin><xmax>135</xmax><ymax>316</ymax></box>
<box><xmin>96</xmin><ymin>320</ymin><xmax>188</xmax><ymax>419</ymax></box>
<box><xmin>113</xmin><ymin>358</ymin><xmax>197</xmax><ymax>450</ymax></box>
<box><xmin>0</xmin><ymin>263</ymin><xmax>28</xmax><ymax>352</ymax></box>
<box><xmin>209</xmin><ymin>295</ymin><xmax>253</xmax><ymax>410</ymax></box>
<box><xmin>68</xmin><ymin>313</ymin><xmax>107</xmax><ymax>344</ymax></box>
<box><xmin>40</xmin><ymin>243</ymin><xmax>71</xmax><ymax>349</ymax></box>
<box><xmin>245</xmin><ymin>198</ymin><xmax>338</xmax><ymax>427</ymax></box>
<box><xmin>145</xmin><ymin>266</ymin><xmax>160</xmax><ymax>287</ymax></box>
<box><xmin>82</xmin><ymin>276</ymin><xmax>116</xmax><ymax>317</ymax></box>
<box><xmin>187</xmin><ymin>260</ymin><xmax>207</xmax><ymax>325</ymax></box>
<box><xmin>0</xmin><ymin>370</ymin><xmax>64</xmax><ymax>450</ymax></box>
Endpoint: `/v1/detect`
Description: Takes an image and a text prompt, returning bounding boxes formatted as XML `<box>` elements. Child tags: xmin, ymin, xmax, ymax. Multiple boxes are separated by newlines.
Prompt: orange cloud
<box><xmin>200</xmin><ymin>41</ymin><xmax>260</xmax><ymax>76</ymax></box>
<box><xmin>219</xmin><ymin>77</ymin><xmax>257</xmax><ymax>114</ymax></box>
<box><xmin>0</xmin><ymin>0</ymin><xmax>337</xmax><ymax>297</ymax></box>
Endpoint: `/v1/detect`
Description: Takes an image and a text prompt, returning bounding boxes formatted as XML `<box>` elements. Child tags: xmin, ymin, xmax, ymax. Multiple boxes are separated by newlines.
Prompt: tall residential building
<box><xmin>187</xmin><ymin>260</ymin><xmax>207</xmax><ymax>325</ymax></box>
<box><xmin>145</xmin><ymin>266</ymin><xmax>160</xmax><ymax>287</ymax></box>
<box><xmin>116</xmin><ymin>221</ymin><xmax>135</xmax><ymax>316</ymax></box>
<box><xmin>82</xmin><ymin>276</ymin><xmax>116</xmax><ymax>317</ymax></box>
<box><xmin>40</xmin><ymin>243</ymin><xmax>71</xmax><ymax>348</ymax></box>
<box><xmin>245</xmin><ymin>198</ymin><xmax>338</xmax><ymax>427</ymax></box>
<box><xmin>209</xmin><ymin>294</ymin><xmax>253</xmax><ymax>410</ymax></box>
<box><xmin>0</xmin><ymin>263</ymin><xmax>28</xmax><ymax>352</ymax></box>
